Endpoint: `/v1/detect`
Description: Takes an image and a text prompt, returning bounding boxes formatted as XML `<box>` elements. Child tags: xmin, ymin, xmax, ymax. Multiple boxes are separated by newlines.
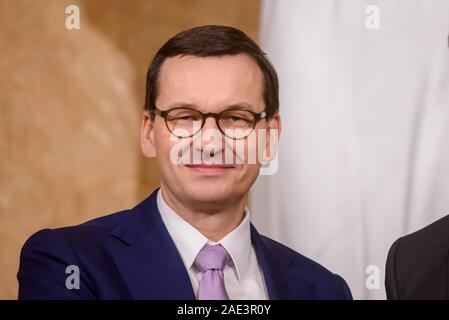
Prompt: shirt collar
<box><xmin>157</xmin><ymin>189</ymin><xmax>251</xmax><ymax>282</ymax></box>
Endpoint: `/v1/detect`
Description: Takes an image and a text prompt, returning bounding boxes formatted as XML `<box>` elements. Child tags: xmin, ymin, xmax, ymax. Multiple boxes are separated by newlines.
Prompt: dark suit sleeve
<box><xmin>335</xmin><ymin>274</ymin><xmax>353</xmax><ymax>300</ymax></box>
<box><xmin>17</xmin><ymin>229</ymin><xmax>95</xmax><ymax>300</ymax></box>
<box><xmin>385</xmin><ymin>237</ymin><xmax>401</xmax><ymax>300</ymax></box>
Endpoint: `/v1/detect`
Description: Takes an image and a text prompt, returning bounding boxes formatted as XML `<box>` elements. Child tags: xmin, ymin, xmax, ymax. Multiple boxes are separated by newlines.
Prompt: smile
<box><xmin>184</xmin><ymin>164</ymin><xmax>236</xmax><ymax>175</ymax></box>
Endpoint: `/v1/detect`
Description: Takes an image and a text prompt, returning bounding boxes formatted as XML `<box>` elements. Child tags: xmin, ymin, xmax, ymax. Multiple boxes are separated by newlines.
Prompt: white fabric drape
<box><xmin>253</xmin><ymin>0</ymin><xmax>449</xmax><ymax>299</ymax></box>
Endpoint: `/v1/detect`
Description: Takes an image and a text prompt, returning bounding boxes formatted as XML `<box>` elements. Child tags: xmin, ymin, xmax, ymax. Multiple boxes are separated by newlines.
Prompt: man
<box><xmin>385</xmin><ymin>214</ymin><xmax>449</xmax><ymax>299</ymax></box>
<box><xmin>18</xmin><ymin>25</ymin><xmax>352</xmax><ymax>299</ymax></box>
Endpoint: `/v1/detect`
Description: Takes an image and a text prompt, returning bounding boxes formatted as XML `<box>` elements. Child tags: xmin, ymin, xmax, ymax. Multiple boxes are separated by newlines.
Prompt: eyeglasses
<box><xmin>151</xmin><ymin>106</ymin><xmax>267</xmax><ymax>140</ymax></box>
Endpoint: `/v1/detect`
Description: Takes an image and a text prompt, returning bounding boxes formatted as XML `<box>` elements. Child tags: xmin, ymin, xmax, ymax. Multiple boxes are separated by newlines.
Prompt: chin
<box><xmin>185</xmin><ymin>182</ymin><xmax>235</xmax><ymax>203</ymax></box>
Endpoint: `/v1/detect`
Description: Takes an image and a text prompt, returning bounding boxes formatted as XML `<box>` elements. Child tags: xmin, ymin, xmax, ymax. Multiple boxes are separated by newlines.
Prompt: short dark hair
<box><xmin>144</xmin><ymin>25</ymin><xmax>279</xmax><ymax>119</ymax></box>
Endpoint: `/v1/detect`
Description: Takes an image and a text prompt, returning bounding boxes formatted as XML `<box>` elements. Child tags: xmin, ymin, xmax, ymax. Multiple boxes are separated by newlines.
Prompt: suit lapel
<box><xmin>250</xmin><ymin>224</ymin><xmax>309</xmax><ymax>299</ymax></box>
<box><xmin>107</xmin><ymin>189</ymin><xmax>307</xmax><ymax>300</ymax></box>
<box><xmin>109</xmin><ymin>190</ymin><xmax>195</xmax><ymax>300</ymax></box>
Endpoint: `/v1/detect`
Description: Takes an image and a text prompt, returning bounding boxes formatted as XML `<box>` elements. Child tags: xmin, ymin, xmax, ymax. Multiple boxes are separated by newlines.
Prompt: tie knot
<box><xmin>194</xmin><ymin>244</ymin><xmax>230</xmax><ymax>272</ymax></box>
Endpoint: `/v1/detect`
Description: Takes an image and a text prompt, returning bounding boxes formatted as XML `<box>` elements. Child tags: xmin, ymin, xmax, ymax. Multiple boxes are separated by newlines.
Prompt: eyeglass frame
<box><xmin>150</xmin><ymin>105</ymin><xmax>268</xmax><ymax>140</ymax></box>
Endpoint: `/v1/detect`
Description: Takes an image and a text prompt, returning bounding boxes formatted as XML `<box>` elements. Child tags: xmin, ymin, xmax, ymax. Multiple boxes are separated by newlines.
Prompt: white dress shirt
<box><xmin>157</xmin><ymin>190</ymin><xmax>268</xmax><ymax>299</ymax></box>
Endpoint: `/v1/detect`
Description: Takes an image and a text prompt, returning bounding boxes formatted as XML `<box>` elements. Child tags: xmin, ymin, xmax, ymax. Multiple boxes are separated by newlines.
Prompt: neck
<box><xmin>160</xmin><ymin>185</ymin><xmax>248</xmax><ymax>242</ymax></box>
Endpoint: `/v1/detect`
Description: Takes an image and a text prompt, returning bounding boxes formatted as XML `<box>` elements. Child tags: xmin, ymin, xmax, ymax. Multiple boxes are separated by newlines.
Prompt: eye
<box><xmin>169</xmin><ymin>113</ymin><xmax>201</xmax><ymax>121</ymax></box>
<box><xmin>175</xmin><ymin>115</ymin><xmax>196</xmax><ymax>120</ymax></box>
<box><xmin>228</xmin><ymin>115</ymin><xmax>245</xmax><ymax>121</ymax></box>
<box><xmin>222</xmin><ymin>114</ymin><xmax>252</xmax><ymax>123</ymax></box>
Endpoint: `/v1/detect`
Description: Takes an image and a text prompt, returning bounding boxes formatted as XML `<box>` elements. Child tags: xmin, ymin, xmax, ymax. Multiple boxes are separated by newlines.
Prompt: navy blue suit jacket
<box><xmin>18</xmin><ymin>189</ymin><xmax>352</xmax><ymax>300</ymax></box>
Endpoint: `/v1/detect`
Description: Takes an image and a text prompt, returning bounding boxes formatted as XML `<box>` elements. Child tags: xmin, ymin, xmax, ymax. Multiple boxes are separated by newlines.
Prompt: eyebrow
<box><xmin>166</xmin><ymin>102</ymin><xmax>257</xmax><ymax>112</ymax></box>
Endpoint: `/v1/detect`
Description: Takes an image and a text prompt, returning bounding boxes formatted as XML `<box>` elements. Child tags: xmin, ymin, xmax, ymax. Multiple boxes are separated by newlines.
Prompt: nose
<box><xmin>201</xmin><ymin>116</ymin><xmax>219</xmax><ymax>131</ymax></box>
<box><xmin>195</xmin><ymin>116</ymin><xmax>225</xmax><ymax>158</ymax></box>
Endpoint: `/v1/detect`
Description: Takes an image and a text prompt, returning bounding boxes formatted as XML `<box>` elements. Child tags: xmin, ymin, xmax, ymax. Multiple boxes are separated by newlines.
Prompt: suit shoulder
<box><xmin>260</xmin><ymin>234</ymin><xmax>346</xmax><ymax>281</ymax></box>
<box><xmin>82</xmin><ymin>209</ymin><xmax>132</xmax><ymax>229</ymax></box>
<box><xmin>18</xmin><ymin>228</ymin><xmax>99</xmax><ymax>299</ymax></box>
<box><xmin>21</xmin><ymin>209</ymin><xmax>132</xmax><ymax>258</ymax></box>
<box><xmin>59</xmin><ymin>209</ymin><xmax>132</xmax><ymax>240</ymax></box>
<box><xmin>397</xmin><ymin>214</ymin><xmax>449</xmax><ymax>254</ymax></box>
<box><xmin>259</xmin><ymin>234</ymin><xmax>352</xmax><ymax>299</ymax></box>
<box><xmin>385</xmin><ymin>215</ymin><xmax>449</xmax><ymax>299</ymax></box>
<box><xmin>20</xmin><ymin>228</ymin><xmax>76</xmax><ymax>259</ymax></box>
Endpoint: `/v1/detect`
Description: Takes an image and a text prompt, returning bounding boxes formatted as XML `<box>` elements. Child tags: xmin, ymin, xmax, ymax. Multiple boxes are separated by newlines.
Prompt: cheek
<box><xmin>154</xmin><ymin>122</ymin><xmax>174</xmax><ymax>154</ymax></box>
<box><xmin>155</xmin><ymin>133</ymin><xmax>192</xmax><ymax>170</ymax></box>
<box><xmin>242</xmin><ymin>164</ymin><xmax>260</xmax><ymax>180</ymax></box>
<box><xmin>239</xmin><ymin>129</ymin><xmax>266</xmax><ymax>166</ymax></box>
<box><xmin>239</xmin><ymin>139</ymin><xmax>261</xmax><ymax>178</ymax></box>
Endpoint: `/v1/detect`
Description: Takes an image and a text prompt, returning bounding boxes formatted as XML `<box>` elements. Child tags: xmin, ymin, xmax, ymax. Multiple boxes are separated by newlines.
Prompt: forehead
<box><xmin>157</xmin><ymin>53</ymin><xmax>264</xmax><ymax>111</ymax></box>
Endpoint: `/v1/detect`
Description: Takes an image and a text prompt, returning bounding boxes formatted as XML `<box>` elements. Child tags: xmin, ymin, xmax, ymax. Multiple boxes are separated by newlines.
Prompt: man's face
<box><xmin>141</xmin><ymin>53</ymin><xmax>280</xmax><ymax>207</ymax></box>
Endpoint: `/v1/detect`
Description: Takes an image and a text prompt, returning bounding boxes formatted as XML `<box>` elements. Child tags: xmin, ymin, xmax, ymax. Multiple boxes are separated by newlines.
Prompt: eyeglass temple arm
<box><xmin>150</xmin><ymin>107</ymin><xmax>168</xmax><ymax>118</ymax></box>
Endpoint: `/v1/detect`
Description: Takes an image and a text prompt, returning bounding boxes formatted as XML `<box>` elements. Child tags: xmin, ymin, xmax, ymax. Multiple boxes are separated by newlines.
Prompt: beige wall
<box><xmin>0</xmin><ymin>0</ymin><xmax>260</xmax><ymax>299</ymax></box>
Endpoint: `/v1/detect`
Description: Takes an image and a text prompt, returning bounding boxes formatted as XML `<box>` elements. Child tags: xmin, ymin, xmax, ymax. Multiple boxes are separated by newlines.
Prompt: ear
<box><xmin>141</xmin><ymin>110</ymin><xmax>157</xmax><ymax>158</ymax></box>
<box><xmin>263</xmin><ymin>112</ymin><xmax>281</xmax><ymax>161</ymax></box>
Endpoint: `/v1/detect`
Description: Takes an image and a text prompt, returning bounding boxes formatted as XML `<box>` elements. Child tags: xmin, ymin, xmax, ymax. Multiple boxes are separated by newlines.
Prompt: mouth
<box><xmin>184</xmin><ymin>164</ymin><xmax>236</xmax><ymax>175</ymax></box>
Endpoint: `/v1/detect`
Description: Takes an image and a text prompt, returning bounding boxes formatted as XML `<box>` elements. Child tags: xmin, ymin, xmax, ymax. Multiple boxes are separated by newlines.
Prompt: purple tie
<box><xmin>194</xmin><ymin>244</ymin><xmax>230</xmax><ymax>300</ymax></box>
